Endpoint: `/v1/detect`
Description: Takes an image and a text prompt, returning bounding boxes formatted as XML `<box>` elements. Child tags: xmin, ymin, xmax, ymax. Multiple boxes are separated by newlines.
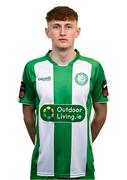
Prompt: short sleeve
<box><xmin>18</xmin><ymin>63</ymin><xmax>36</xmax><ymax>105</ymax></box>
<box><xmin>92</xmin><ymin>63</ymin><xmax>109</xmax><ymax>103</ymax></box>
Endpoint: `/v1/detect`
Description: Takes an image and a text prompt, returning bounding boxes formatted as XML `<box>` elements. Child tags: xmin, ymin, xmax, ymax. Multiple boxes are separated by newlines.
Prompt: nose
<box><xmin>60</xmin><ymin>27</ymin><xmax>66</xmax><ymax>36</ymax></box>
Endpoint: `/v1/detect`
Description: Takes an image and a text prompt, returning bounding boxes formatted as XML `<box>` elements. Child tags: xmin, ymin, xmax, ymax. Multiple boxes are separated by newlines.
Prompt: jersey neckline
<box><xmin>46</xmin><ymin>49</ymin><xmax>80</xmax><ymax>66</ymax></box>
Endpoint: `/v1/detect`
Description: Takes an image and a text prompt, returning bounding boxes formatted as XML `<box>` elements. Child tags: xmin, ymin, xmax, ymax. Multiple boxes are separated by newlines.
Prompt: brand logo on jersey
<box><xmin>38</xmin><ymin>76</ymin><xmax>51</xmax><ymax>81</ymax></box>
<box><xmin>40</xmin><ymin>104</ymin><xmax>85</xmax><ymax>123</ymax></box>
<box><xmin>75</xmin><ymin>72</ymin><xmax>88</xmax><ymax>86</ymax></box>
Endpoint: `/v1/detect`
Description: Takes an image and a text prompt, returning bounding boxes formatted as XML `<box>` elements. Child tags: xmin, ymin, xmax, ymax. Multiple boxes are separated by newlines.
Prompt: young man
<box><xmin>19</xmin><ymin>6</ymin><xmax>109</xmax><ymax>180</ymax></box>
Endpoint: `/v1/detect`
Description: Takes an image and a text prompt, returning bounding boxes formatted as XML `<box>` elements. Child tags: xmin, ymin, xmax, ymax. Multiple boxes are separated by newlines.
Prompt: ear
<box><xmin>45</xmin><ymin>27</ymin><xmax>51</xmax><ymax>38</ymax></box>
<box><xmin>75</xmin><ymin>27</ymin><xmax>81</xmax><ymax>38</ymax></box>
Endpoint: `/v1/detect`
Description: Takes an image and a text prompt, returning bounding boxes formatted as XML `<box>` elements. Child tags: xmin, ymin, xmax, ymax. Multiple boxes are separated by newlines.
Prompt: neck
<box><xmin>50</xmin><ymin>48</ymin><xmax>76</xmax><ymax>66</ymax></box>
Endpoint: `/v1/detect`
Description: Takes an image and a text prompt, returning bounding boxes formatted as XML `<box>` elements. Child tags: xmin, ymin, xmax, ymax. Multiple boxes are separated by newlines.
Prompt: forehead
<box><xmin>48</xmin><ymin>20</ymin><xmax>77</xmax><ymax>25</ymax></box>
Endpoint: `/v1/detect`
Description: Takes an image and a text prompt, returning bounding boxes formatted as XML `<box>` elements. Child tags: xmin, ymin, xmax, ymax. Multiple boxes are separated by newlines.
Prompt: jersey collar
<box><xmin>46</xmin><ymin>49</ymin><xmax>80</xmax><ymax>66</ymax></box>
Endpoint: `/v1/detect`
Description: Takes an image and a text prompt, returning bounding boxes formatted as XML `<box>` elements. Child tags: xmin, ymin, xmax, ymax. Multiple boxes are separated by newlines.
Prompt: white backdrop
<box><xmin>0</xmin><ymin>0</ymin><xmax>127</xmax><ymax>179</ymax></box>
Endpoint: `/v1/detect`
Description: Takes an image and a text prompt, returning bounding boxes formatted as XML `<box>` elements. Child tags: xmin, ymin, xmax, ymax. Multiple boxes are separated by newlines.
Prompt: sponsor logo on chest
<box><xmin>40</xmin><ymin>104</ymin><xmax>85</xmax><ymax>123</ymax></box>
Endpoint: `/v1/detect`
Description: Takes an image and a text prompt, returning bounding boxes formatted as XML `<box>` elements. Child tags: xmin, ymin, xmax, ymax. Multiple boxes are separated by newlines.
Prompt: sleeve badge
<box><xmin>102</xmin><ymin>80</ymin><xmax>109</xmax><ymax>97</ymax></box>
<box><xmin>19</xmin><ymin>81</ymin><xmax>26</xmax><ymax>98</ymax></box>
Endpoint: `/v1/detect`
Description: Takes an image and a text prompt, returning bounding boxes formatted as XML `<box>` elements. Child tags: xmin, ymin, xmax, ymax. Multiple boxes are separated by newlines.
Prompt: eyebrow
<box><xmin>52</xmin><ymin>23</ymin><xmax>73</xmax><ymax>26</ymax></box>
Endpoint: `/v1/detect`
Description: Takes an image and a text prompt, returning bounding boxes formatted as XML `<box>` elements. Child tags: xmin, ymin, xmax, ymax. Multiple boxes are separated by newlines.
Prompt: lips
<box><xmin>59</xmin><ymin>38</ymin><xmax>68</xmax><ymax>41</ymax></box>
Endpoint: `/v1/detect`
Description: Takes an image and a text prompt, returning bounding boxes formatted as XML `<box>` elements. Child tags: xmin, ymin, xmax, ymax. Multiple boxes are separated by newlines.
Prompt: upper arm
<box><xmin>22</xmin><ymin>104</ymin><xmax>36</xmax><ymax>122</ymax></box>
<box><xmin>92</xmin><ymin>63</ymin><xmax>109</xmax><ymax>103</ymax></box>
<box><xmin>22</xmin><ymin>104</ymin><xmax>36</xmax><ymax>144</ymax></box>
<box><xmin>93</xmin><ymin>103</ymin><xmax>107</xmax><ymax>120</ymax></box>
<box><xmin>19</xmin><ymin>63</ymin><xmax>36</xmax><ymax>105</ymax></box>
<box><xmin>23</xmin><ymin>104</ymin><xmax>35</xmax><ymax>112</ymax></box>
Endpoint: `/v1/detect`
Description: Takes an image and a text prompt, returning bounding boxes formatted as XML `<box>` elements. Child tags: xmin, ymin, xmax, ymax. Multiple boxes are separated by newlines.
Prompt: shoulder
<box><xmin>24</xmin><ymin>55</ymin><xmax>47</xmax><ymax>71</ymax></box>
<box><xmin>78</xmin><ymin>53</ymin><xmax>101</xmax><ymax>68</ymax></box>
<box><xmin>26</xmin><ymin>55</ymin><xmax>47</xmax><ymax>67</ymax></box>
<box><xmin>78</xmin><ymin>52</ymin><xmax>105</xmax><ymax>75</ymax></box>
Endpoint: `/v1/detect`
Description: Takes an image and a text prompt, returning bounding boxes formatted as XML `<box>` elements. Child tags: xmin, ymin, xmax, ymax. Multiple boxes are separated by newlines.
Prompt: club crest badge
<box><xmin>75</xmin><ymin>72</ymin><xmax>88</xmax><ymax>86</ymax></box>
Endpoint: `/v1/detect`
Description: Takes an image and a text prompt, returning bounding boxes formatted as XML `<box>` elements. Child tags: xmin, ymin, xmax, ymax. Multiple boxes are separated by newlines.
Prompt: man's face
<box><xmin>45</xmin><ymin>20</ymin><xmax>80</xmax><ymax>50</ymax></box>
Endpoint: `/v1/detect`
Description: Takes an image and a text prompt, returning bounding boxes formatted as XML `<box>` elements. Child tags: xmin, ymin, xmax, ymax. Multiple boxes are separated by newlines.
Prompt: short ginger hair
<box><xmin>46</xmin><ymin>6</ymin><xmax>78</xmax><ymax>22</ymax></box>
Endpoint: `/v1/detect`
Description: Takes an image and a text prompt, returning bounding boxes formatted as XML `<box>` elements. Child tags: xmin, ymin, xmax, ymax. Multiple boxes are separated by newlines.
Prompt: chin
<box><xmin>57</xmin><ymin>47</ymin><xmax>70</xmax><ymax>51</ymax></box>
<box><xmin>57</xmin><ymin>45</ymin><xmax>71</xmax><ymax>49</ymax></box>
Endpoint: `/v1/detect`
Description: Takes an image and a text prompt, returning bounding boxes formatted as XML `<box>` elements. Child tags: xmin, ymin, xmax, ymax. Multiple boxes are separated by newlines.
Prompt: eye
<box><xmin>66</xmin><ymin>25</ymin><xmax>73</xmax><ymax>29</ymax></box>
<box><xmin>52</xmin><ymin>25</ymin><xmax>59</xmax><ymax>29</ymax></box>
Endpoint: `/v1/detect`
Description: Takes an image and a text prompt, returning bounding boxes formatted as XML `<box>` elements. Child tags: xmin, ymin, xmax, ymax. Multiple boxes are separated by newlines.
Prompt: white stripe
<box><xmin>70</xmin><ymin>60</ymin><xmax>92</xmax><ymax>178</ymax></box>
<box><xmin>34</xmin><ymin>60</ymin><xmax>54</xmax><ymax>176</ymax></box>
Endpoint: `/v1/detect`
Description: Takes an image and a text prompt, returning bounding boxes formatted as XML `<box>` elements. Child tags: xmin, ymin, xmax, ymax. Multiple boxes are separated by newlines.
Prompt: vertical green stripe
<box><xmin>54</xmin><ymin>65</ymin><xmax>72</xmax><ymax>178</ymax></box>
<box><xmin>30</xmin><ymin>66</ymin><xmax>40</xmax><ymax>178</ymax></box>
<box><xmin>86</xmin><ymin>95</ymin><xmax>95</xmax><ymax>178</ymax></box>
<box><xmin>31</xmin><ymin>99</ymin><xmax>40</xmax><ymax>178</ymax></box>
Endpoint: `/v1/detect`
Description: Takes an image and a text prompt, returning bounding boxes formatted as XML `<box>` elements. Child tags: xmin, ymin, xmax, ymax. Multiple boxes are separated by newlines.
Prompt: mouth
<box><xmin>58</xmin><ymin>38</ymin><xmax>68</xmax><ymax>41</ymax></box>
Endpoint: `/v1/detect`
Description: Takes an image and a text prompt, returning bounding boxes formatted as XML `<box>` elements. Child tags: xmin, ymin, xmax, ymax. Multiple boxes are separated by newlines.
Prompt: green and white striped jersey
<box><xmin>19</xmin><ymin>50</ymin><xmax>108</xmax><ymax>179</ymax></box>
